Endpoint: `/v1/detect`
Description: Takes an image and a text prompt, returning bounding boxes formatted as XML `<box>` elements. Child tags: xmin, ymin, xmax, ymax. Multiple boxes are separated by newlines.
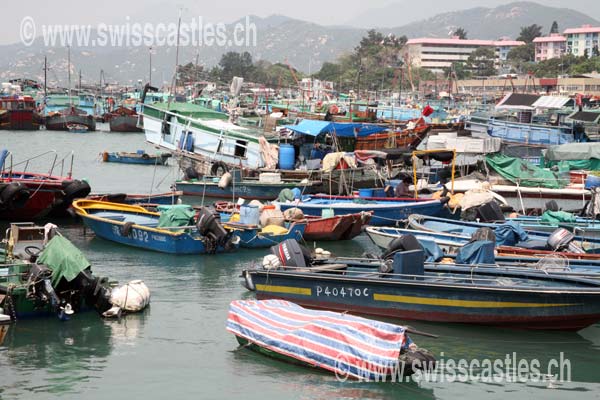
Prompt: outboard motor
<box><xmin>476</xmin><ymin>201</ymin><xmax>505</xmax><ymax>222</ymax></box>
<box><xmin>196</xmin><ymin>207</ymin><xmax>228</xmax><ymax>243</ymax></box>
<box><xmin>270</xmin><ymin>239</ymin><xmax>312</xmax><ymax>268</ymax></box>
<box><xmin>61</xmin><ymin>268</ymin><xmax>113</xmax><ymax>315</ymax></box>
<box><xmin>383</xmin><ymin>234</ymin><xmax>423</xmax><ymax>260</ymax></box>
<box><xmin>547</xmin><ymin>228</ymin><xmax>585</xmax><ymax>254</ymax></box>
<box><xmin>26</xmin><ymin>263</ymin><xmax>62</xmax><ymax>312</ymax></box>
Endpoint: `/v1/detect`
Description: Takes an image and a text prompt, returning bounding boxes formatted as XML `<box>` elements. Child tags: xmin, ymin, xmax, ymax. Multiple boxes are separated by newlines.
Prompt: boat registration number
<box><xmin>316</xmin><ymin>286</ymin><xmax>369</xmax><ymax>298</ymax></box>
<box><xmin>112</xmin><ymin>226</ymin><xmax>149</xmax><ymax>243</ymax></box>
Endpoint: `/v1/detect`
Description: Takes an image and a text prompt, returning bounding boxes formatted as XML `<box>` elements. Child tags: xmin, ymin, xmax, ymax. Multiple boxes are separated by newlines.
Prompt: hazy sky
<box><xmin>0</xmin><ymin>0</ymin><xmax>596</xmax><ymax>45</ymax></box>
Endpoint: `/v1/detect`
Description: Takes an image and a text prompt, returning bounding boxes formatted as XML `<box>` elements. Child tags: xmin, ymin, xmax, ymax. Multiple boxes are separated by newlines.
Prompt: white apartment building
<box><xmin>533</xmin><ymin>34</ymin><xmax>567</xmax><ymax>61</ymax></box>
<box><xmin>564</xmin><ymin>25</ymin><xmax>600</xmax><ymax>57</ymax></box>
<box><xmin>402</xmin><ymin>37</ymin><xmax>525</xmax><ymax>73</ymax></box>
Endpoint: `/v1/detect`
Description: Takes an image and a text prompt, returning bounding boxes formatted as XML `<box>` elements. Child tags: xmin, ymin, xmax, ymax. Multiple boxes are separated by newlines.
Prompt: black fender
<box><xmin>210</xmin><ymin>161</ymin><xmax>229</xmax><ymax>177</ymax></box>
<box><xmin>62</xmin><ymin>180</ymin><xmax>91</xmax><ymax>203</ymax></box>
<box><xmin>120</xmin><ymin>221</ymin><xmax>134</xmax><ymax>236</ymax></box>
<box><xmin>141</xmin><ymin>153</ymin><xmax>150</xmax><ymax>160</ymax></box>
<box><xmin>0</xmin><ymin>182</ymin><xmax>31</xmax><ymax>210</ymax></box>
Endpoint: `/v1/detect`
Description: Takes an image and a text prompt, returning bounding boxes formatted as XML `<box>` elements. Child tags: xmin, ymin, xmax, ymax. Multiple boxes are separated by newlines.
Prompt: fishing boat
<box><xmin>275</xmin><ymin>196</ymin><xmax>448</xmax><ymax>226</ymax></box>
<box><xmin>353</xmin><ymin>121</ymin><xmax>429</xmax><ymax>151</ymax></box>
<box><xmin>0</xmin><ymin>150</ymin><xmax>91</xmax><ymax>220</ymax></box>
<box><xmin>87</xmin><ymin>191</ymin><xmax>182</xmax><ymax>205</ymax></box>
<box><xmin>101</xmin><ymin>151</ymin><xmax>172</xmax><ymax>165</ymax></box>
<box><xmin>242</xmin><ymin>240</ymin><xmax>600</xmax><ymax>330</ymax></box>
<box><xmin>224</xmin><ymin>221</ymin><xmax>306</xmax><ymax>248</ymax></box>
<box><xmin>45</xmin><ymin>106</ymin><xmax>96</xmax><ymax>131</ymax></box>
<box><xmin>176</xmin><ymin>170</ymin><xmax>316</xmax><ymax>200</ymax></box>
<box><xmin>226</xmin><ymin>299</ymin><xmax>435</xmax><ymax>379</ymax></box>
<box><xmin>407</xmin><ymin>214</ymin><xmax>600</xmax><ymax>252</ymax></box>
<box><xmin>0</xmin><ymin>94</ymin><xmax>41</xmax><ymax>130</ymax></box>
<box><xmin>365</xmin><ymin>226</ymin><xmax>600</xmax><ymax>263</ymax></box>
<box><xmin>73</xmin><ymin>200</ymin><xmax>240</xmax><ymax>254</ymax></box>
<box><xmin>108</xmin><ymin>106</ymin><xmax>143</xmax><ymax>132</ymax></box>
<box><xmin>0</xmin><ymin>222</ymin><xmax>150</xmax><ymax>320</ymax></box>
<box><xmin>67</xmin><ymin>123</ymin><xmax>89</xmax><ymax>133</ymax></box>
<box><xmin>214</xmin><ymin>202</ymin><xmax>371</xmax><ymax>241</ymax></box>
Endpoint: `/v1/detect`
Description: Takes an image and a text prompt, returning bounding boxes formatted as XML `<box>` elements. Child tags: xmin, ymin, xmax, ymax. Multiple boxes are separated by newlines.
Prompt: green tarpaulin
<box><xmin>544</xmin><ymin>159</ymin><xmax>600</xmax><ymax>171</ymax></box>
<box><xmin>485</xmin><ymin>153</ymin><xmax>567</xmax><ymax>189</ymax></box>
<box><xmin>157</xmin><ymin>205</ymin><xmax>195</xmax><ymax>229</ymax></box>
<box><xmin>37</xmin><ymin>236</ymin><xmax>90</xmax><ymax>286</ymax></box>
<box><xmin>540</xmin><ymin>210</ymin><xmax>577</xmax><ymax>224</ymax></box>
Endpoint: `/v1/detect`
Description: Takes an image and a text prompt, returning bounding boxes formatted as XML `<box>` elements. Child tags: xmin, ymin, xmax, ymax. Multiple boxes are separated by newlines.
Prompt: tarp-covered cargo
<box><xmin>37</xmin><ymin>235</ymin><xmax>90</xmax><ymax>286</ymax></box>
<box><xmin>486</xmin><ymin>153</ymin><xmax>567</xmax><ymax>189</ymax></box>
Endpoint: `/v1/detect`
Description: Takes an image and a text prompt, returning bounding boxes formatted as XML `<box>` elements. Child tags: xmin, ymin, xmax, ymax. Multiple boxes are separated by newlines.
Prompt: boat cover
<box><xmin>157</xmin><ymin>205</ymin><xmax>195</xmax><ymax>229</ymax></box>
<box><xmin>540</xmin><ymin>210</ymin><xmax>577</xmax><ymax>224</ymax></box>
<box><xmin>544</xmin><ymin>142</ymin><xmax>600</xmax><ymax>161</ymax></box>
<box><xmin>494</xmin><ymin>221</ymin><xmax>528</xmax><ymax>246</ymax></box>
<box><xmin>486</xmin><ymin>153</ymin><xmax>566</xmax><ymax>189</ymax></box>
<box><xmin>227</xmin><ymin>299</ymin><xmax>412</xmax><ymax>379</ymax></box>
<box><xmin>37</xmin><ymin>236</ymin><xmax>90</xmax><ymax>286</ymax></box>
<box><xmin>283</xmin><ymin>120</ymin><xmax>387</xmax><ymax>137</ymax></box>
<box><xmin>455</xmin><ymin>241</ymin><xmax>495</xmax><ymax>265</ymax></box>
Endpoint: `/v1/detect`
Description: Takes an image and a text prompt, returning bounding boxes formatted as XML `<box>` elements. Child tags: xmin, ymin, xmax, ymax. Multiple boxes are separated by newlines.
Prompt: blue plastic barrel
<box><xmin>136</xmin><ymin>149</ymin><xmax>145</xmax><ymax>155</ymax></box>
<box><xmin>279</xmin><ymin>144</ymin><xmax>295</xmax><ymax>170</ymax></box>
<box><xmin>372</xmin><ymin>188</ymin><xmax>386</xmax><ymax>197</ymax></box>
<box><xmin>240</xmin><ymin>205</ymin><xmax>260</xmax><ymax>225</ymax></box>
<box><xmin>358</xmin><ymin>188</ymin><xmax>374</xmax><ymax>198</ymax></box>
<box><xmin>585</xmin><ymin>174</ymin><xmax>600</xmax><ymax>189</ymax></box>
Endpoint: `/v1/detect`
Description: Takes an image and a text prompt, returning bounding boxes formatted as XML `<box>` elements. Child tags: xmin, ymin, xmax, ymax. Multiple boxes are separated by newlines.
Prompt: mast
<box><xmin>43</xmin><ymin>56</ymin><xmax>47</xmax><ymax>98</ymax></box>
<box><xmin>67</xmin><ymin>46</ymin><xmax>72</xmax><ymax>105</ymax></box>
<box><xmin>168</xmin><ymin>11</ymin><xmax>182</xmax><ymax>108</ymax></box>
<box><xmin>149</xmin><ymin>46</ymin><xmax>153</xmax><ymax>85</ymax></box>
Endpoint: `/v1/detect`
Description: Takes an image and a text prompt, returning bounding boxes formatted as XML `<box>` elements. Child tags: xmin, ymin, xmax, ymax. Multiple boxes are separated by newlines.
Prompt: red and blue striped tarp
<box><xmin>226</xmin><ymin>299</ymin><xmax>411</xmax><ymax>379</ymax></box>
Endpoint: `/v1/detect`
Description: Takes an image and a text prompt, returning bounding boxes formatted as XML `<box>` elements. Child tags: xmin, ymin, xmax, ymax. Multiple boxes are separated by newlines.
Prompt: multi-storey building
<box><xmin>564</xmin><ymin>25</ymin><xmax>600</xmax><ymax>57</ymax></box>
<box><xmin>402</xmin><ymin>37</ymin><xmax>525</xmax><ymax>73</ymax></box>
<box><xmin>533</xmin><ymin>34</ymin><xmax>567</xmax><ymax>61</ymax></box>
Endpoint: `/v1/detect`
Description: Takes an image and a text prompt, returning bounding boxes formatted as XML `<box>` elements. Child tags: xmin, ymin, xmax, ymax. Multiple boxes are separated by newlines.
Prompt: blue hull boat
<box><xmin>274</xmin><ymin>197</ymin><xmax>447</xmax><ymax>226</ymax></box>
<box><xmin>175</xmin><ymin>179</ymin><xmax>313</xmax><ymax>201</ymax></box>
<box><xmin>225</xmin><ymin>222</ymin><xmax>306</xmax><ymax>248</ymax></box>
<box><xmin>407</xmin><ymin>214</ymin><xmax>600</xmax><ymax>253</ymax></box>
<box><xmin>102</xmin><ymin>151</ymin><xmax>171</xmax><ymax>165</ymax></box>
<box><xmin>73</xmin><ymin>200</ymin><xmax>239</xmax><ymax>254</ymax></box>
<box><xmin>243</xmin><ymin>249</ymin><xmax>600</xmax><ymax>331</ymax></box>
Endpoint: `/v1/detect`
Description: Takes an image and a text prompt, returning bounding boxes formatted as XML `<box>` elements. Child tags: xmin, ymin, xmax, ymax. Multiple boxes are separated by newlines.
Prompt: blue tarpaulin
<box><xmin>494</xmin><ymin>221</ymin><xmax>529</xmax><ymax>246</ymax></box>
<box><xmin>456</xmin><ymin>241</ymin><xmax>495</xmax><ymax>265</ymax></box>
<box><xmin>283</xmin><ymin>120</ymin><xmax>387</xmax><ymax>137</ymax></box>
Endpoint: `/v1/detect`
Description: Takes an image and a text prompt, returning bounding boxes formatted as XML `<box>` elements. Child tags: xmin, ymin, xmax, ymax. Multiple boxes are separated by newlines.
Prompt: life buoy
<box><xmin>210</xmin><ymin>161</ymin><xmax>229</xmax><ymax>177</ymax></box>
<box><xmin>0</xmin><ymin>182</ymin><xmax>31</xmax><ymax>210</ymax></box>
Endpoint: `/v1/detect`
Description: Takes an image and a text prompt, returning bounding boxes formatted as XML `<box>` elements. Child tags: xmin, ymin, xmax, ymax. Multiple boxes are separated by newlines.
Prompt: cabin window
<box><xmin>234</xmin><ymin>140</ymin><xmax>247</xmax><ymax>158</ymax></box>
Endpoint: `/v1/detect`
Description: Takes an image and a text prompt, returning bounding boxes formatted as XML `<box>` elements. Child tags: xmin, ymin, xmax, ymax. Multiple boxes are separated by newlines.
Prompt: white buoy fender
<box><xmin>218</xmin><ymin>172</ymin><xmax>232</xmax><ymax>189</ymax></box>
<box><xmin>110</xmin><ymin>280</ymin><xmax>151</xmax><ymax>312</ymax></box>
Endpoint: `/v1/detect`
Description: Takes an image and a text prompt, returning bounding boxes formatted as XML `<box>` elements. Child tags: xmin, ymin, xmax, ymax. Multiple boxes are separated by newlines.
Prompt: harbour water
<box><xmin>2</xmin><ymin>128</ymin><xmax>600</xmax><ymax>399</ymax></box>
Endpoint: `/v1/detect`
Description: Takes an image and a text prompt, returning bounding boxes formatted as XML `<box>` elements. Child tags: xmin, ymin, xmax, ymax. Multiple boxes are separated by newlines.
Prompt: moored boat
<box><xmin>87</xmin><ymin>191</ymin><xmax>182</xmax><ymax>205</ymax></box>
<box><xmin>101</xmin><ymin>151</ymin><xmax>172</xmax><ymax>165</ymax></box>
<box><xmin>275</xmin><ymin>196</ymin><xmax>448</xmax><ymax>226</ymax></box>
<box><xmin>224</xmin><ymin>221</ymin><xmax>306</xmax><ymax>248</ymax></box>
<box><xmin>45</xmin><ymin>106</ymin><xmax>96</xmax><ymax>131</ymax></box>
<box><xmin>0</xmin><ymin>222</ymin><xmax>150</xmax><ymax>320</ymax></box>
<box><xmin>73</xmin><ymin>200</ymin><xmax>239</xmax><ymax>254</ymax></box>
<box><xmin>242</xmin><ymin>240</ymin><xmax>600</xmax><ymax>330</ymax></box>
<box><xmin>108</xmin><ymin>106</ymin><xmax>143</xmax><ymax>132</ymax></box>
<box><xmin>226</xmin><ymin>299</ymin><xmax>435</xmax><ymax>379</ymax></box>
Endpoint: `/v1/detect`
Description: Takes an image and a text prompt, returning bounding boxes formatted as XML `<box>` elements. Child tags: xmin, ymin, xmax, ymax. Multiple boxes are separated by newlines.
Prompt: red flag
<box><xmin>422</xmin><ymin>105</ymin><xmax>434</xmax><ymax>117</ymax></box>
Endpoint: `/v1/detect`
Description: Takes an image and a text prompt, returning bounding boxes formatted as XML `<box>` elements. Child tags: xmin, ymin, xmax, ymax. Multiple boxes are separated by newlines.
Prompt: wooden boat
<box><xmin>176</xmin><ymin>175</ymin><xmax>316</xmax><ymax>200</ymax></box>
<box><xmin>366</xmin><ymin>226</ymin><xmax>600</xmax><ymax>267</ymax></box>
<box><xmin>101</xmin><ymin>151</ymin><xmax>172</xmax><ymax>165</ymax></box>
<box><xmin>354</xmin><ymin>123</ymin><xmax>429</xmax><ymax>151</ymax></box>
<box><xmin>67</xmin><ymin>123</ymin><xmax>89</xmax><ymax>133</ymax></box>
<box><xmin>0</xmin><ymin>223</ymin><xmax>146</xmax><ymax>320</ymax></box>
<box><xmin>214</xmin><ymin>202</ymin><xmax>371</xmax><ymax>241</ymax></box>
<box><xmin>45</xmin><ymin>106</ymin><xmax>96</xmax><ymax>131</ymax></box>
<box><xmin>303</xmin><ymin>212</ymin><xmax>371</xmax><ymax>241</ymax></box>
<box><xmin>407</xmin><ymin>214</ymin><xmax>600</xmax><ymax>253</ymax></box>
<box><xmin>275</xmin><ymin>197</ymin><xmax>447</xmax><ymax>226</ymax></box>
<box><xmin>87</xmin><ymin>191</ymin><xmax>182</xmax><ymax>205</ymax></box>
<box><xmin>108</xmin><ymin>106</ymin><xmax>143</xmax><ymax>132</ymax></box>
<box><xmin>227</xmin><ymin>299</ymin><xmax>435</xmax><ymax>379</ymax></box>
<box><xmin>73</xmin><ymin>200</ymin><xmax>240</xmax><ymax>254</ymax></box>
<box><xmin>0</xmin><ymin>151</ymin><xmax>91</xmax><ymax>220</ymax></box>
<box><xmin>242</xmin><ymin>241</ymin><xmax>600</xmax><ymax>330</ymax></box>
<box><xmin>0</xmin><ymin>95</ymin><xmax>41</xmax><ymax>130</ymax></box>
<box><xmin>224</xmin><ymin>221</ymin><xmax>306</xmax><ymax>248</ymax></box>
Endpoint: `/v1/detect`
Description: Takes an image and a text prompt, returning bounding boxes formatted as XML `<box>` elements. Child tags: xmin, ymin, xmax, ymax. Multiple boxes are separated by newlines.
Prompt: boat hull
<box><xmin>104</xmin><ymin>153</ymin><xmax>169</xmax><ymax>165</ymax></box>
<box><xmin>304</xmin><ymin>212</ymin><xmax>371</xmax><ymax>241</ymax></box>
<box><xmin>45</xmin><ymin>114</ymin><xmax>96</xmax><ymax>131</ymax></box>
<box><xmin>246</xmin><ymin>270</ymin><xmax>600</xmax><ymax>330</ymax></box>
<box><xmin>231</xmin><ymin>223</ymin><xmax>306</xmax><ymax>248</ymax></box>
<box><xmin>109</xmin><ymin>115</ymin><xmax>143</xmax><ymax>132</ymax></box>
<box><xmin>176</xmin><ymin>180</ymin><xmax>309</xmax><ymax>200</ymax></box>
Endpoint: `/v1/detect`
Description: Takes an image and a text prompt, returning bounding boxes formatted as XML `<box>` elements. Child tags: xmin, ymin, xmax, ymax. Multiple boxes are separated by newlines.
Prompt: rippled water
<box><xmin>1</xmin><ymin>128</ymin><xmax>600</xmax><ymax>399</ymax></box>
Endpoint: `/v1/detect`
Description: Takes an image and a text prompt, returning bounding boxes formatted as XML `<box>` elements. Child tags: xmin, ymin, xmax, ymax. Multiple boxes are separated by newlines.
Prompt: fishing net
<box><xmin>533</xmin><ymin>254</ymin><xmax>570</xmax><ymax>273</ymax></box>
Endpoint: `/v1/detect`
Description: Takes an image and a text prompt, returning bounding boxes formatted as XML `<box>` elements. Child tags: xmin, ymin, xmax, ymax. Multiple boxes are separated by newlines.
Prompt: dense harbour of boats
<box><xmin>4</xmin><ymin>76</ymin><xmax>600</xmax><ymax>380</ymax></box>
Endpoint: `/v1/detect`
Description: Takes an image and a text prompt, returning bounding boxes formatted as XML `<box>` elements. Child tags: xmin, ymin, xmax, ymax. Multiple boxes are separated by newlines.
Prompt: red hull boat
<box><xmin>0</xmin><ymin>172</ymin><xmax>91</xmax><ymax>220</ymax></box>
